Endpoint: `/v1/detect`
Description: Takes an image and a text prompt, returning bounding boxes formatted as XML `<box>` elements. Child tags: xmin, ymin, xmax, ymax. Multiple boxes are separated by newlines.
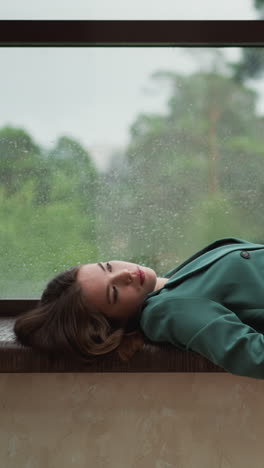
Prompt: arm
<box><xmin>187</xmin><ymin>299</ymin><xmax>264</xmax><ymax>379</ymax></box>
<box><xmin>140</xmin><ymin>296</ymin><xmax>264</xmax><ymax>379</ymax></box>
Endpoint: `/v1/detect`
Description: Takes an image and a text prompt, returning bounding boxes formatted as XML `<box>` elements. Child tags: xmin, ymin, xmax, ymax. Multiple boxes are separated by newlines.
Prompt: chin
<box><xmin>143</xmin><ymin>266</ymin><xmax>157</xmax><ymax>291</ymax></box>
<box><xmin>145</xmin><ymin>266</ymin><xmax>156</xmax><ymax>278</ymax></box>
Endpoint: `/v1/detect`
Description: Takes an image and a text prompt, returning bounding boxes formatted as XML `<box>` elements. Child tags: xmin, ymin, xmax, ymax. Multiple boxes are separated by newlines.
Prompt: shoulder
<box><xmin>164</xmin><ymin>237</ymin><xmax>262</xmax><ymax>278</ymax></box>
<box><xmin>139</xmin><ymin>294</ymin><xmax>227</xmax><ymax>346</ymax></box>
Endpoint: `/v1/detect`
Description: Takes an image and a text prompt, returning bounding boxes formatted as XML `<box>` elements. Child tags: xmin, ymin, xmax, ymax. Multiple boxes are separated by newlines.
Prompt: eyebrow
<box><xmin>97</xmin><ymin>262</ymin><xmax>111</xmax><ymax>305</ymax></box>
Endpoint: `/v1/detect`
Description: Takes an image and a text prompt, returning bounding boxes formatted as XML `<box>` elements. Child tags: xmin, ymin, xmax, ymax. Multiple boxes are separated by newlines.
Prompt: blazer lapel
<box><xmin>164</xmin><ymin>237</ymin><xmax>264</xmax><ymax>287</ymax></box>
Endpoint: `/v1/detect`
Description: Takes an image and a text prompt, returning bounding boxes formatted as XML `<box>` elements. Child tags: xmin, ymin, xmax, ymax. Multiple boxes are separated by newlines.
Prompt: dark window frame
<box><xmin>1</xmin><ymin>19</ymin><xmax>264</xmax><ymax>314</ymax></box>
<box><xmin>0</xmin><ymin>20</ymin><xmax>264</xmax><ymax>46</ymax></box>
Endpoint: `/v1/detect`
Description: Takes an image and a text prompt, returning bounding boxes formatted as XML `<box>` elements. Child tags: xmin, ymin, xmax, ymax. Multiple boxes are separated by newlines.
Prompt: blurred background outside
<box><xmin>1</xmin><ymin>0</ymin><xmax>264</xmax><ymax>297</ymax></box>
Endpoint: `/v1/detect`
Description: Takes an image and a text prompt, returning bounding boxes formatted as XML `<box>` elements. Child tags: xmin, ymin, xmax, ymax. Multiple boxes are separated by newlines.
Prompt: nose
<box><xmin>112</xmin><ymin>269</ymin><xmax>133</xmax><ymax>285</ymax></box>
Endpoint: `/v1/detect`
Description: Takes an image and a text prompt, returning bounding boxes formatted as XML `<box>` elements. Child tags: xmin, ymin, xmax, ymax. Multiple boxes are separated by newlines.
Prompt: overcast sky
<box><xmin>0</xmin><ymin>1</ymin><xmax>261</xmax><ymax>170</ymax></box>
<box><xmin>0</xmin><ymin>0</ymin><xmax>258</xmax><ymax>20</ymax></box>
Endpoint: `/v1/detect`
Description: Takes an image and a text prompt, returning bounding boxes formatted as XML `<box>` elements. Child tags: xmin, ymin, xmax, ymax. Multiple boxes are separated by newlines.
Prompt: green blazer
<box><xmin>139</xmin><ymin>237</ymin><xmax>264</xmax><ymax>380</ymax></box>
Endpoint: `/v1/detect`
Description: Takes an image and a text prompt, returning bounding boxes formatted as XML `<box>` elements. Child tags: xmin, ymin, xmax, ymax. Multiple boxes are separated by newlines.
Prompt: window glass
<box><xmin>1</xmin><ymin>46</ymin><xmax>264</xmax><ymax>297</ymax></box>
<box><xmin>0</xmin><ymin>0</ymin><xmax>258</xmax><ymax>20</ymax></box>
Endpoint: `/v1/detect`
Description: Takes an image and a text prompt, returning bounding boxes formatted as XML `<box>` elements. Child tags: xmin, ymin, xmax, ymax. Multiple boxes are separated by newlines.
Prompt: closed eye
<box><xmin>113</xmin><ymin>285</ymin><xmax>118</xmax><ymax>302</ymax></box>
<box><xmin>106</xmin><ymin>263</ymin><xmax>118</xmax><ymax>302</ymax></box>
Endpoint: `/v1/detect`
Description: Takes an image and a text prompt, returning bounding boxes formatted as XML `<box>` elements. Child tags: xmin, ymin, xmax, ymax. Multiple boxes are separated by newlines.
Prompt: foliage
<box><xmin>2</xmin><ymin>54</ymin><xmax>264</xmax><ymax>295</ymax></box>
<box><xmin>254</xmin><ymin>0</ymin><xmax>264</xmax><ymax>16</ymax></box>
<box><xmin>228</xmin><ymin>0</ymin><xmax>264</xmax><ymax>82</ymax></box>
<box><xmin>0</xmin><ymin>129</ymin><xmax>99</xmax><ymax>297</ymax></box>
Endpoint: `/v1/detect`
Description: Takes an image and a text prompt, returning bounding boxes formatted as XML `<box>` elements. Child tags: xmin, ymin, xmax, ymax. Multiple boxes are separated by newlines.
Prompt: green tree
<box><xmin>254</xmin><ymin>0</ymin><xmax>264</xmax><ymax>17</ymax></box>
<box><xmin>105</xmin><ymin>67</ymin><xmax>264</xmax><ymax>271</ymax></box>
<box><xmin>229</xmin><ymin>0</ymin><xmax>264</xmax><ymax>82</ymax></box>
<box><xmin>0</xmin><ymin>126</ymin><xmax>42</xmax><ymax>195</ymax></box>
<box><xmin>48</xmin><ymin>136</ymin><xmax>98</xmax><ymax>222</ymax></box>
<box><xmin>0</xmin><ymin>130</ymin><xmax>99</xmax><ymax>297</ymax></box>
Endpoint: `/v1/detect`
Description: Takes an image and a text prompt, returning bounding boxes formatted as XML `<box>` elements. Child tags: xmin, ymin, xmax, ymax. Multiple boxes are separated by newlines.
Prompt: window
<box><xmin>1</xmin><ymin>20</ymin><xmax>264</xmax><ymax>305</ymax></box>
<box><xmin>0</xmin><ymin>0</ymin><xmax>259</xmax><ymax>20</ymax></box>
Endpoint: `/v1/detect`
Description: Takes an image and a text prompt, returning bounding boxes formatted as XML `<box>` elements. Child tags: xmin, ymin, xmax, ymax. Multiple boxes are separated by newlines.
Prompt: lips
<box><xmin>137</xmin><ymin>267</ymin><xmax>145</xmax><ymax>286</ymax></box>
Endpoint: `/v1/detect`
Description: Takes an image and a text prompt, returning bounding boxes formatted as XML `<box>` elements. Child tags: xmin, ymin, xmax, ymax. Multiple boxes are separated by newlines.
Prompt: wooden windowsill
<box><xmin>0</xmin><ymin>301</ymin><xmax>225</xmax><ymax>372</ymax></box>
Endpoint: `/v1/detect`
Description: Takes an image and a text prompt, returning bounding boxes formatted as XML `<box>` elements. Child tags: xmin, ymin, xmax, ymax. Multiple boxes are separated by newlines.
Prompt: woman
<box><xmin>14</xmin><ymin>236</ymin><xmax>264</xmax><ymax>379</ymax></box>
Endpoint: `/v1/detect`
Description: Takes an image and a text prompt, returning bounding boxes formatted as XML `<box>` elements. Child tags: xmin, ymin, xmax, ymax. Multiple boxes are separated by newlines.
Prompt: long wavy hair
<box><xmin>14</xmin><ymin>266</ymin><xmax>147</xmax><ymax>364</ymax></box>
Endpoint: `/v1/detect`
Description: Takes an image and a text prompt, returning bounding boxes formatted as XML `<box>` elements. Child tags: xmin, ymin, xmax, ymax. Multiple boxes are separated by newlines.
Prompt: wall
<box><xmin>0</xmin><ymin>373</ymin><xmax>263</xmax><ymax>467</ymax></box>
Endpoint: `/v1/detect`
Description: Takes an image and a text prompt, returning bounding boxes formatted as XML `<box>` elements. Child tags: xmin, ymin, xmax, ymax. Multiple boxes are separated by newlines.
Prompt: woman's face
<box><xmin>77</xmin><ymin>261</ymin><xmax>157</xmax><ymax>326</ymax></box>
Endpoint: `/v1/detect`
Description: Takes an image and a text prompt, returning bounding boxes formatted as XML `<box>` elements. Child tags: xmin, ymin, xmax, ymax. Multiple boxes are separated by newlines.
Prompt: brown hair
<box><xmin>14</xmin><ymin>266</ymin><xmax>146</xmax><ymax>364</ymax></box>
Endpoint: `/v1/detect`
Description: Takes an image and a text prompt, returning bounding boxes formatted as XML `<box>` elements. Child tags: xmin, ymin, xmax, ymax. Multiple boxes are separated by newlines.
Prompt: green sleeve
<box><xmin>140</xmin><ymin>296</ymin><xmax>264</xmax><ymax>379</ymax></box>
